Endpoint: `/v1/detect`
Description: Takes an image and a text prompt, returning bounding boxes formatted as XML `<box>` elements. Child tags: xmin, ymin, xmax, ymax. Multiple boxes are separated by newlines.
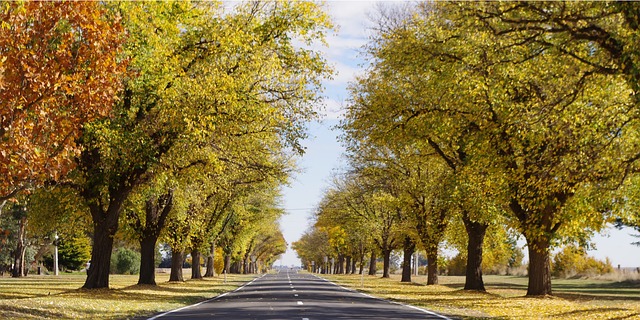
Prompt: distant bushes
<box><xmin>110</xmin><ymin>248</ymin><xmax>140</xmax><ymax>275</ymax></box>
<box><xmin>552</xmin><ymin>245</ymin><xmax>613</xmax><ymax>278</ymax></box>
<box><xmin>442</xmin><ymin>244</ymin><xmax>613</xmax><ymax>278</ymax></box>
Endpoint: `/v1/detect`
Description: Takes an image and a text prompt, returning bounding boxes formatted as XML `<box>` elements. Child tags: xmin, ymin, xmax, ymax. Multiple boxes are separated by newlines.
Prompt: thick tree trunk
<box><xmin>204</xmin><ymin>242</ymin><xmax>215</xmax><ymax>277</ymax></box>
<box><xmin>382</xmin><ymin>249</ymin><xmax>391</xmax><ymax>278</ymax></box>
<box><xmin>463</xmin><ymin>215</ymin><xmax>487</xmax><ymax>291</ymax></box>
<box><xmin>338</xmin><ymin>254</ymin><xmax>345</xmax><ymax>274</ymax></box>
<box><xmin>345</xmin><ymin>256</ymin><xmax>352</xmax><ymax>274</ymax></box>
<box><xmin>12</xmin><ymin>216</ymin><xmax>27</xmax><ymax>278</ymax></box>
<box><xmin>191</xmin><ymin>249</ymin><xmax>202</xmax><ymax>279</ymax></box>
<box><xmin>137</xmin><ymin>190</ymin><xmax>173</xmax><ymax>286</ymax></box>
<box><xmin>526</xmin><ymin>238</ymin><xmax>552</xmax><ymax>296</ymax></box>
<box><xmin>426</xmin><ymin>249</ymin><xmax>438</xmax><ymax>285</ymax></box>
<box><xmin>401</xmin><ymin>236</ymin><xmax>416</xmax><ymax>282</ymax></box>
<box><xmin>83</xmin><ymin>214</ymin><xmax>118</xmax><ymax>288</ymax></box>
<box><xmin>138</xmin><ymin>236</ymin><xmax>158</xmax><ymax>285</ymax></box>
<box><xmin>83</xmin><ymin>184</ymin><xmax>133</xmax><ymax>289</ymax></box>
<box><xmin>169</xmin><ymin>250</ymin><xmax>184</xmax><ymax>282</ymax></box>
<box><xmin>368</xmin><ymin>251</ymin><xmax>377</xmax><ymax>276</ymax></box>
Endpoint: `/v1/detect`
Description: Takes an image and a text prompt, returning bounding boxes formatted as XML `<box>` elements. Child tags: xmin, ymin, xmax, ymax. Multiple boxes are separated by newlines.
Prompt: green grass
<box><xmin>322</xmin><ymin>274</ymin><xmax>640</xmax><ymax>319</ymax></box>
<box><xmin>0</xmin><ymin>272</ymin><xmax>255</xmax><ymax>319</ymax></box>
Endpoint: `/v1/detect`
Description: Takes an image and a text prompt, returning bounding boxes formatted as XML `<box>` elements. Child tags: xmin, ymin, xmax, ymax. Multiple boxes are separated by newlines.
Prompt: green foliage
<box><xmin>0</xmin><ymin>210</ymin><xmax>18</xmax><ymax>273</ymax></box>
<box><xmin>446</xmin><ymin>254</ymin><xmax>466</xmax><ymax>276</ymax></box>
<box><xmin>111</xmin><ymin>248</ymin><xmax>141</xmax><ymax>275</ymax></box>
<box><xmin>27</xmin><ymin>186</ymin><xmax>91</xmax><ymax>241</ymax></box>
<box><xmin>57</xmin><ymin>236</ymin><xmax>92</xmax><ymax>271</ymax></box>
<box><xmin>292</xmin><ymin>227</ymin><xmax>330</xmax><ymax>269</ymax></box>
<box><xmin>552</xmin><ymin>245</ymin><xmax>614</xmax><ymax>278</ymax></box>
<box><xmin>69</xmin><ymin>0</ymin><xmax>332</xmax><ymax>288</ymax></box>
<box><xmin>339</xmin><ymin>0</ymin><xmax>640</xmax><ymax>295</ymax></box>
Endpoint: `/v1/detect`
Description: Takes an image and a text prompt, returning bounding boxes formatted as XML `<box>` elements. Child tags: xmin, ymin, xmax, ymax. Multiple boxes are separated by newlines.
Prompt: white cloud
<box><xmin>319</xmin><ymin>98</ymin><xmax>347</xmax><ymax>120</ymax></box>
<box><xmin>328</xmin><ymin>60</ymin><xmax>364</xmax><ymax>86</ymax></box>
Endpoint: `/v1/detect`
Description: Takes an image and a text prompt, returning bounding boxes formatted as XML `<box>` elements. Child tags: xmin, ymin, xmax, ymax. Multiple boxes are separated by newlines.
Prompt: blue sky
<box><xmin>277</xmin><ymin>1</ymin><xmax>640</xmax><ymax>269</ymax></box>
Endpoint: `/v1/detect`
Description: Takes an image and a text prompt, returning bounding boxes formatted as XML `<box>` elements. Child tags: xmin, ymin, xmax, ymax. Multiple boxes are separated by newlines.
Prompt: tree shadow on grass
<box><xmin>0</xmin><ymin>304</ymin><xmax>68</xmax><ymax>319</ymax></box>
<box><xmin>554</xmin><ymin>292</ymin><xmax>640</xmax><ymax>301</ymax></box>
<box><xmin>554</xmin><ymin>307</ymin><xmax>632</xmax><ymax>318</ymax></box>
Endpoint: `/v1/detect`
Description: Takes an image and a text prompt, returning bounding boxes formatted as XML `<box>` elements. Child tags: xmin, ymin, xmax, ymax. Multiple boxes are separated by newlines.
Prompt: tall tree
<box><xmin>74</xmin><ymin>0</ymin><xmax>332</xmax><ymax>289</ymax></box>
<box><xmin>330</xmin><ymin>173</ymin><xmax>402</xmax><ymax>278</ymax></box>
<box><xmin>344</xmin><ymin>2</ymin><xmax>640</xmax><ymax>296</ymax></box>
<box><xmin>340</xmin><ymin>3</ymin><xmax>495</xmax><ymax>290</ymax></box>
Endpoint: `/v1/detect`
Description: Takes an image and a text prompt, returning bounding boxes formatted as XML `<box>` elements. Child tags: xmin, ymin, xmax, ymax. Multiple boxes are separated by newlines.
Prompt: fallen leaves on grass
<box><xmin>0</xmin><ymin>273</ymin><xmax>255</xmax><ymax>319</ymax></box>
<box><xmin>323</xmin><ymin>274</ymin><xmax>640</xmax><ymax>319</ymax></box>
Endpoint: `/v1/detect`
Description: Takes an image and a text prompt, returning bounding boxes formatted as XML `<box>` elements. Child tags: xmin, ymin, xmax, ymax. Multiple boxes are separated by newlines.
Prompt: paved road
<box><xmin>149</xmin><ymin>269</ymin><xmax>451</xmax><ymax>320</ymax></box>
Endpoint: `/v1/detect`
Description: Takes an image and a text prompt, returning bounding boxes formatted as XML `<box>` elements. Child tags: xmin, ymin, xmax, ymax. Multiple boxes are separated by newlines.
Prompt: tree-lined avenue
<box><xmin>149</xmin><ymin>270</ymin><xmax>450</xmax><ymax>320</ymax></box>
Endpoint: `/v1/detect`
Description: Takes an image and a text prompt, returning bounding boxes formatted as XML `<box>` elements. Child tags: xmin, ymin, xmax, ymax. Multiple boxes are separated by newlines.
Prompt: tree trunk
<box><xmin>191</xmin><ymin>249</ymin><xmax>202</xmax><ymax>279</ymax></box>
<box><xmin>137</xmin><ymin>190</ymin><xmax>174</xmax><ymax>286</ymax></box>
<box><xmin>368</xmin><ymin>251</ymin><xmax>377</xmax><ymax>275</ymax></box>
<box><xmin>338</xmin><ymin>254</ymin><xmax>345</xmax><ymax>274</ymax></box>
<box><xmin>82</xmin><ymin>184</ymin><xmax>132</xmax><ymax>289</ymax></box>
<box><xmin>83</xmin><ymin>213</ymin><xmax>119</xmax><ymax>288</ymax></box>
<box><xmin>138</xmin><ymin>236</ymin><xmax>158</xmax><ymax>285</ymax></box>
<box><xmin>526</xmin><ymin>238</ymin><xmax>552</xmax><ymax>296</ymax></box>
<box><xmin>169</xmin><ymin>250</ymin><xmax>184</xmax><ymax>282</ymax></box>
<box><xmin>401</xmin><ymin>236</ymin><xmax>415</xmax><ymax>282</ymax></box>
<box><xmin>204</xmin><ymin>242</ymin><xmax>215</xmax><ymax>277</ymax></box>
<box><xmin>12</xmin><ymin>216</ymin><xmax>27</xmax><ymax>278</ymax></box>
<box><xmin>426</xmin><ymin>249</ymin><xmax>438</xmax><ymax>285</ymax></box>
<box><xmin>32</xmin><ymin>243</ymin><xmax>51</xmax><ymax>270</ymax></box>
<box><xmin>224</xmin><ymin>254</ymin><xmax>231</xmax><ymax>275</ymax></box>
<box><xmin>345</xmin><ymin>256</ymin><xmax>352</xmax><ymax>274</ymax></box>
<box><xmin>382</xmin><ymin>249</ymin><xmax>391</xmax><ymax>278</ymax></box>
<box><xmin>463</xmin><ymin>215</ymin><xmax>487</xmax><ymax>291</ymax></box>
<box><xmin>351</xmin><ymin>257</ymin><xmax>357</xmax><ymax>274</ymax></box>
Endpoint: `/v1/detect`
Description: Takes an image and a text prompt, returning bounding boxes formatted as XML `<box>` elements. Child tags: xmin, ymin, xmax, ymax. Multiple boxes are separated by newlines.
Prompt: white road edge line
<box><xmin>147</xmin><ymin>274</ymin><xmax>266</xmax><ymax>320</ymax></box>
<box><xmin>311</xmin><ymin>274</ymin><xmax>452</xmax><ymax>320</ymax></box>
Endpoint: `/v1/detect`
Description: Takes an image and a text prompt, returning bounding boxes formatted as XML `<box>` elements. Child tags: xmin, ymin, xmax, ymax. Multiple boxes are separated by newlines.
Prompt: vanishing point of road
<box><xmin>148</xmin><ymin>269</ymin><xmax>452</xmax><ymax>320</ymax></box>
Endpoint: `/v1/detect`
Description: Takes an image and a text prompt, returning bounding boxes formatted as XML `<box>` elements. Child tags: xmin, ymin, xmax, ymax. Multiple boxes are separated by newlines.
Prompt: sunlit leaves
<box><xmin>0</xmin><ymin>1</ymin><xmax>126</xmax><ymax>200</ymax></box>
<box><xmin>341</xmin><ymin>1</ymin><xmax>640</xmax><ymax>295</ymax></box>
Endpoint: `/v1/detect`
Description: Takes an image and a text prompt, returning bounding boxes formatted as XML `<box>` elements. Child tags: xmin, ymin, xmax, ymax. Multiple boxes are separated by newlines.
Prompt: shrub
<box><xmin>57</xmin><ymin>235</ymin><xmax>92</xmax><ymax>271</ymax></box>
<box><xmin>110</xmin><ymin>248</ymin><xmax>140</xmax><ymax>275</ymax></box>
<box><xmin>214</xmin><ymin>247</ymin><xmax>224</xmax><ymax>275</ymax></box>
<box><xmin>552</xmin><ymin>245</ymin><xmax>613</xmax><ymax>278</ymax></box>
<box><xmin>447</xmin><ymin>254</ymin><xmax>466</xmax><ymax>276</ymax></box>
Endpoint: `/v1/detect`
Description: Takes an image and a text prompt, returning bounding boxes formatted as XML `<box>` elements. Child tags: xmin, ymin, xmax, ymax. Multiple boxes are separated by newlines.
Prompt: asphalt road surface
<box><xmin>148</xmin><ymin>269</ymin><xmax>451</xmax><ymax>320</ymax></box>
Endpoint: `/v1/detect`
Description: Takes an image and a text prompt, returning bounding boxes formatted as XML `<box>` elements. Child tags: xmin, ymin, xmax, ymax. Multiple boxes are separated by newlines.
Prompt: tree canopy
<box><xmin>0</xmin><ymin>1</ymin><xmax>126</xmax><ymax>201</ymax></box>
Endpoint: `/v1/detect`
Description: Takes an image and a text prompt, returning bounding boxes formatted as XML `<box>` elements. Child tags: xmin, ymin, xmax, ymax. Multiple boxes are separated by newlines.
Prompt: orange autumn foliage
<box><xmin>0</xmin><ymin>1</ymin><xmax>126</xmax><ymax>200</ymax></box>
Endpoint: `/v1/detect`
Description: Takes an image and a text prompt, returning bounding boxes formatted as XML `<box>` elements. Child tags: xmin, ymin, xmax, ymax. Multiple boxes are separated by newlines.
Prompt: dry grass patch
<box><xmin>0</xmin><ymin>273</ymin><xmax>255</xmax><ymax>319</ymax></box>
<box><xmin>323</xmin><ymin>274</ymin><xmax>640</xmax><ymax>319</ymax></box>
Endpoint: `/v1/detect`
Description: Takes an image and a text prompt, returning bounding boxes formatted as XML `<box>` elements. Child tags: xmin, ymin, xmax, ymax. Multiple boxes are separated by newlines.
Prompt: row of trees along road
<box><xmin>0</xmin><ymin>1</ymin><xmax>333</xmax><ymax>289</ymax></box>
<box><xmin>294</xmin><ymin>2</ymin><xmax>640</xmax><ymax>297</ymax></box>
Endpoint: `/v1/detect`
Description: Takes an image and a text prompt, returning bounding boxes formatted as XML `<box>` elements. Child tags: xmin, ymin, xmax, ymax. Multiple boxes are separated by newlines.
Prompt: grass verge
<box><xmin>322</xmin><ymin>274</ymin><xmax>640</xmax><ymax>319</ymax></box>
<box><xmin>0</xmin><ymin>272</ymin><xmax>255</xmax><ymax>319</ymax></box>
